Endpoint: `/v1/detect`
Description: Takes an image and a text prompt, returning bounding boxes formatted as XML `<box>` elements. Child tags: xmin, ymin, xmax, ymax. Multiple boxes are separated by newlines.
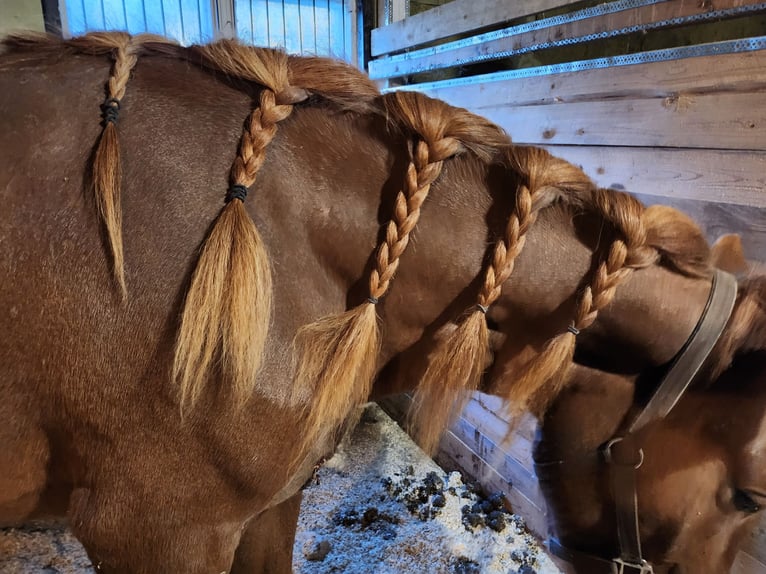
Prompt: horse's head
<box><xmin>535</xmin><ymin>240</ymin><xmax>766</xmax><ymax>573</ymax></box>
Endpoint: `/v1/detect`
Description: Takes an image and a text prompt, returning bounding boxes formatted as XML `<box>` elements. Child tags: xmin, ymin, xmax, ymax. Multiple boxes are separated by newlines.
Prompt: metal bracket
<box><xmin>612</xmin><ymin>557</ymin><xmax>655</xmax><ymax>574</ymax></box>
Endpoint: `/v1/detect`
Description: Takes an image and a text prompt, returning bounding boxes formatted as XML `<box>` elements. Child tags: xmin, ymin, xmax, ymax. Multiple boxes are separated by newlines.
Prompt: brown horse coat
<box><xmin>2</xmin><ymin>33</ymin><xmax>765</xmax><ymax>573</ymax></box>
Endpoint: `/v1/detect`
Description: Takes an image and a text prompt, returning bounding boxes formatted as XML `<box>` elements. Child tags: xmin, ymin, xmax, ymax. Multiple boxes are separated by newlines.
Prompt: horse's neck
<box><xmin>494</xmin><ymin>207</ymin><xmax>712</xmax><ymax>375</ymax></box>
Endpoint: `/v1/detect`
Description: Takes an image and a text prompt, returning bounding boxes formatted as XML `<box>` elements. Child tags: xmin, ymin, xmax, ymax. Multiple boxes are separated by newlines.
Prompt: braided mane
<box><xmin>3</xmin><ymin>33</ymin><xmax>715</xmax><ymax>456</ymax></box>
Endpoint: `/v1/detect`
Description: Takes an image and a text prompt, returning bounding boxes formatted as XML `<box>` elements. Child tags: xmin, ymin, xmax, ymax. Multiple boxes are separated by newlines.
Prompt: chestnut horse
<box><xmin>1</xmin><ymin>33</ymin><xmax>765</xmax><ymax>573</ymax></box>
<box><xmin>533</xmin><ymin>242</ymin><xmax>766</xmax><ymax>574</ymax></box>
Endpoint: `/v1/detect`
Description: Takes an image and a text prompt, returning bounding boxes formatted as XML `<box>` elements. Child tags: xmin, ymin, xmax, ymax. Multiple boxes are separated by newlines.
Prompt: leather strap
<box><xmin>628</xmin><ymin>269</ymin><xmax>738</xmax><ymax>434</ymax></box>
<box><xmin>549</xmin><ymin>270</ymin><xmax>738</xmax><ymax>573</ymax></box>
<box><xmin>609</xmin><ymin>269</ymin><xmax>737</xmax><ymax>569</ymax></box>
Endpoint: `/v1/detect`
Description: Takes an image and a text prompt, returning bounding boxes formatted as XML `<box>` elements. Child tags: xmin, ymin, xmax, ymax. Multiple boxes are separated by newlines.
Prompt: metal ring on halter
<box><xmin>476</xmin><ymin>303</ymin><xmax>489</xmax><ymax>314</ymax></box>
<box><xmin>367</xmin><ymin>296</ymin><xmax>379</xmax><ymax>305</ymax></box>
<box><xmin>567</xmin><ymin>324</ymin><xmax>580</xmax><ymax>336</ymax></box>
<box><xmin>603</xmin><ymin>437</ymin><xmax>644</xmax><ymax>469</ymax></box>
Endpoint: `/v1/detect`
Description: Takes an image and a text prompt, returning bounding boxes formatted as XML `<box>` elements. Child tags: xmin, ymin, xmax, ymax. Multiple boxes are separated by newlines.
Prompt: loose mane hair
<box><xmin>2</xmin><ymin>33</ymin><xmax>717</xmax><ymax>459</ymax></box>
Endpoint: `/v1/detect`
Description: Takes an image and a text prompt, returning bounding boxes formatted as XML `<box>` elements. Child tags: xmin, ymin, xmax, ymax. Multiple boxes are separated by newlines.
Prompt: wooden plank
<box><xmin>371</xmin><ymin>0</ymin><xmax>580</xmax><ymax>56</ymax></box>
<box><xmin>101</xmin><ymin>0</ymin><xmax>127</xmax><ymax>30</ymax></box>
<box><xmin>234</xmin><ymin>0</ymin><xmax>253</xmax><ymax>43</ymax></box>
<box><xmin>631</xmin><ymin>193</ymin><xmax>766</xmax><ymax>261</ymax></box>
<box><xmin>328</xmin><ymin>0</ymin><xmax>345</xmax><ymax>58</ymax></box>
<box><xmin>315</xmin><ymin>0</ymin><xmax>331</xmax><ymax>55</ymax></box>
<box><xmin>299</xmin><ymin>0</ymin><xmax>316</xmax><ymax>53</ymax></box>
<box><xmin>267</xmin><ymin>0</ymin><xmax>285</xmax><ymax>47</ymax></box>
<box><xmin>416</xmin><ymin>50</ymin><xmax>766</xmax><ymax>109</ymax></box>
<box><xmin>283</xmin><ymin>0</ymin><xmax>302</xmax><ymax>53</ymax></box>
<box><xmin>370</xmin><ymin>0</ymin><xmax>762</xmax><ymax>79</ymax></box>
<box><xmin>161</xmin><ymin>0</ymin><xmax>185</xmax><ymax>43</ymax></box>
<box><xmin>461</xmin><ymin>398</ymin><xmax>537</xmax><ymax>472</ymax></box>
<box><xmin>480</xmin><ymin>92</ymin><xmax>766</xmax><ymax>150</ymax></box>
<box><xmin>144</xmin><ymin>0</ymin><xmax>167</xmax><ymax>36</ymax></box>
<box><xmin>251</xmin><ymin>0</ymin><xmax>269</xmax><ymax>46</ymax></box>
<box><xmin>450</xmin><ymin>416</ymin><xmax>545</xmax><ymax>507</ymax></box>
<box><xmin>545</xmin><ymin>146</ymin><xmax>766</xmax><ymax>208</ymax></box>
<box><xmin>732</xmin><ymin>549</ymin><xmax>766</xmax><ymax>574</ymax></box>
<box><xmin>742</xmin><ymin>517</ymin><xmax>766</xmax><ymax>568</ymax></box>
<box><xmin>124</xmin><ymin>0</ymin><xmax>148</xmax><ymax>35</ymax></box>
<box><xmin>435</xmin><ymin>430</ymin><xmax>550</xmax><ymax>538</ymax></box>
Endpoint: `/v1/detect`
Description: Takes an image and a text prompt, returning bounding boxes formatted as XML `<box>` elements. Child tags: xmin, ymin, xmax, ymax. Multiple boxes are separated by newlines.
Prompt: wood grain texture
<box><xmin>631</xmin><ymin>192</ymin><xmax>766</xmax><ymax>261</ymax></box>
<box><xmin>545</xmin><ymin>146</ymin><xmax>766</xmax><ymax>208</ymax></box>
<box><xmin>480</xmin><ymin>92</ymin><xmax>766</xmax><ymax>150</ymax></box>
<box><xmin>371</xmin><ymin>0</ymin><xmax>578</xmax><ymax>56</ymax></box>
<box><xmin>416</xmin><ymin>49</ymin><xmax>766</xmax><ymax>108</ymax></box>
<box><xmin>369</xmin><ymin>0</ymin><xmax>760</xmax><ymax>79</ymax></box>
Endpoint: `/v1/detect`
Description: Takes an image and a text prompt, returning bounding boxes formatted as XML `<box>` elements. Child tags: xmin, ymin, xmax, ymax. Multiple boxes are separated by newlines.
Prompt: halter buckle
<box><xmin>603</xmin><ymin>437</ymin><xmax>644</xmax><ymax>469</ymax></box>
<box><xmin>611</xmin><ymin>557</ymin><xmax>654</xmax><ymax>574</ymax></box>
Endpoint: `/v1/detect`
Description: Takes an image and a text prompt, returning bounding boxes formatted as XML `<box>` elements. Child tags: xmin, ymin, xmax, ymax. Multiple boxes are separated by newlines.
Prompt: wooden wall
<box><xmin>371</xmin><ymin>0</ymin><xmax>766</xmax><ymax>571</ymax></box>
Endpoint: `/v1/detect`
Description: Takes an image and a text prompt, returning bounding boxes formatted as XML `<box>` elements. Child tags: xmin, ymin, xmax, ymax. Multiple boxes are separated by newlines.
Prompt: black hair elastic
<box><xmin>101</xmin><ymin>97</ymin><xmax>121</xmax><ymax>124</ymax></box>
<box><xmin>567</xmin><ymin>325</ymin><xmax>580</xmax><ymax>336</ymax></box>
<box><xmin>226</xmin><ymin>184</ymin><xmax>249</xmax><ymax>203</ymax></box>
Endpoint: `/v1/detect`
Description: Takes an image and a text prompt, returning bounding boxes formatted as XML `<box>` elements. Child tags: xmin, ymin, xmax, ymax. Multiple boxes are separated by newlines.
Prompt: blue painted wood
<box><xmin>102</xmin><ymin>0</ymin><xmax>128</xmax><ymax>30</ymax></box>
<box><xmin>197</xmin><ymin>0</ymin><xmax>214</xmax><ymax>42</ymax></box>
<box><xmin>343</xmin><ymin>0</ymin><xmax>353</xmax><ymax>63</ymax></box>
<box><xmin>328</xmin><ymin>0</ymin><xmax>344</xmax><ymax>59</ymax></box>
<box><xmin>267</xmin><ymin>0</ymin><xmax>285</xmax><ymax>48</ymax></box>
<box><xmin>161</xmin><ymin>0</ymin><xmax>184</xmax><ymax>42</ymax></box>
<box><xmin>143</xmin><ymin>0</ymin><xmax>166</xmax><ymax>35</ymax></box>
<box><xmin>124</xmin><ymin>0</ymin><xmax>147</xmax><ymax>34</ymax></box>
<box><xmin>252</xmin><ymin>0</ymin><xmax>269</xmax><ymax>46</ymax></box>
<box><xmin>180</xmin><ymin>0</ymin><xmax>201</xmax><ymax>43</ymax></box>
<box><xmin>65</xmin><ymin>0</ymin><xmax>88</xmax><ymax>34</ymax></box>
<box><xmin>283</xmin><ymin>0</ymin><xmax>301</xmax><ymax>53</ymax></box>
<box><xmin>314</xmin><ymin>0</ymin><xmax>330</xmax><ymax>55</ymax></box>
<box><xmin>82</xmin><ymin>0</ymin><xmax>106</xmax><ymax>29</ymax></box>
<box><xmin>298</xmin><ymin>0</ymin><xmax>316</xmax><ymax>54</ymax></box>
<box><xmin>235</xmin><ymin>0</ymin><xmax>253</xmax><ymax>42</ymax></box>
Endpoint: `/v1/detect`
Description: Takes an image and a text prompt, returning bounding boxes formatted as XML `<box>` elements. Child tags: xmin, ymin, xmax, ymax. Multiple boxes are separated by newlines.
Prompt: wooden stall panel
<box><xmin>371</xmin><ymin>0</ymin><xmax>578</xmax><ymax>56</ymax></box>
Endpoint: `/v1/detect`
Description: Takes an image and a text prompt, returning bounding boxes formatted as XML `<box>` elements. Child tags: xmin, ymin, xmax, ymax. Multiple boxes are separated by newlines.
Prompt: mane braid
<box><xmin>173</xmin><ymin>48</ymin><xmax>305</xmax><ymax>411</ymax></box>
<box><xmin>291</xmin><ymin>91</ymin><xmax>508</xmax><ymax>465</ymax></box>
<box><xmin>409</xmin><ymin>146</ymin><xmax>594</xmax><ymax>453</ymax></box>
<box><xmin>89</xmin><ymin>33</ymin><xmax>139</xmax><ymax>299</ymax></box>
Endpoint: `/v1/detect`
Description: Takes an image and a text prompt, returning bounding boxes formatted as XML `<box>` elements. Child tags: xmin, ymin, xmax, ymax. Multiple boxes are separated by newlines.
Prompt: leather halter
<box><xmin>548</xmin><ymin>269</ymin><xmax>738</xmax><ymax>574</ymax></box>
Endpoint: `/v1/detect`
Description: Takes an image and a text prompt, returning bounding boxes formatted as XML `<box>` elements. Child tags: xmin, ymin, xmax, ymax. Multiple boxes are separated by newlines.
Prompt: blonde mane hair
<box><xmin>4</xmin><ymin>33</ymin><xmax>716</xmax><ymax>457</ymax></box>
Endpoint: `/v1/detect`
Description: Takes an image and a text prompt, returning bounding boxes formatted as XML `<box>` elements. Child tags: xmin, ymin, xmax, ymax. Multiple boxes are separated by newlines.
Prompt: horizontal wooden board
<box><xmin>435</xmin><ymin>429</ymin><xmax>550</xmax><ymax>538</ymax></box>
<box><xmin>630</xmin><ymin>192</ymin><xmax>766</xmax><ymax>261</ymax></box>
<box><xmin>479</xmin><ymin>92</ymin><xmax>766</xmax><ymax>150</ymax></box>
<box><xmin>370</xmin><ymin>0</ymin><xmax>761</xmax><ymax>79</ymax></box>
<box><xmin>371</xmin><ymin>0</ymin><xmax>579</xmax><ymax>56</ymax></box>
<box><xmin>545</xmin><ymin>146</ymin><xmax>766</xmax><ymax>208</ymax></box>
<box><xmin>461</xmin><ymin>399</ymin><xmax>538</xmax><ymax>467</ymax></box>
<box><xmin>415</xmin><ymin>49</ymin><xmax>766</xmax><ymax>108</ymax></box>
<box><xmin>732</xmin><ymin>551</ymin><xmax>766</xmax><ymax>574</ymax></box>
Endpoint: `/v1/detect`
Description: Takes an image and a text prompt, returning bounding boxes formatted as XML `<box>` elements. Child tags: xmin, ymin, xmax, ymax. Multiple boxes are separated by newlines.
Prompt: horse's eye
<box><xmin>733</xmin><ymin>489</ymin><xmax>761</xmax><ymax>514</ymax></box>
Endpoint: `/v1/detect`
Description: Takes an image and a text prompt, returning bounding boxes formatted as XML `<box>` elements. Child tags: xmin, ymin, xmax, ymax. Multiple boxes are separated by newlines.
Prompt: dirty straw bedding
<box><xmin>0</xmin><ymin>405</ymin><xmax>559</xmax><ymax>574</ymax></box>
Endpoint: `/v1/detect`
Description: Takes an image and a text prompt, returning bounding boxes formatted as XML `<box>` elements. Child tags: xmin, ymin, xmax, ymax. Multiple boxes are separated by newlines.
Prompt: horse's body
<box><xmin>1</xmin><ymin>34</ymin><xmax>765</xmax><ymax>573</ymax></box>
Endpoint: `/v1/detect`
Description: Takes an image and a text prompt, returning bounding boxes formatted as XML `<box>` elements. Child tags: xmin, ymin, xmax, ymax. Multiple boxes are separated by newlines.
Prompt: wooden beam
<box><xmin>545</xmin><ymin>146</ymin><xmax>766</xmax><ymax>208</ymax></box>
<box><xmin>630</xmin><ymin>193</ymin><xmax>766</xmax><ymax>261</ymax></box>
<box><xmin>479</xmin><ymin>92</ymin><xmax>766</xmax><ymax>150</ymax></box>
<box><xmin>370</xmin><ymin>0</ymin><xmax>761</xmax><ymax>79</ymax></box>
<box><xmin>371</xmin><ymin>0</ymin><xmax>580</xmax><ymax>56</ymax></box>
<box><xmin>414</xmin><ymin>49</ymin><xmax>766</xmax><ymax>109</ymax></box>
